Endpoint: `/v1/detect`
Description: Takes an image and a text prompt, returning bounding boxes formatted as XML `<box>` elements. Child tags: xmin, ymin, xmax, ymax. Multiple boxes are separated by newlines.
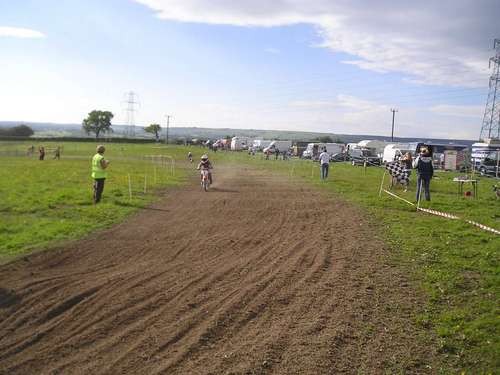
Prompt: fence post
<box><xmin>128</xmin><ymin>174</ymin><xmax>132</xmax><ymax>201</ymax></box>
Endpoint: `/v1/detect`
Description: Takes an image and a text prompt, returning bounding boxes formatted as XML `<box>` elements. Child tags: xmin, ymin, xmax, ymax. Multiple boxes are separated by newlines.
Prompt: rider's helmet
<box><xmin>201</xmin><ymin>154</ymin><xmax>208</xmax><ymax>160</ymax></box>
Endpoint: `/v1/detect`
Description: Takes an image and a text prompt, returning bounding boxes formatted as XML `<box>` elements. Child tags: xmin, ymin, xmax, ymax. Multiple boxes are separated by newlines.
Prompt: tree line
<box><xmin>0</xmin><ymin>124</ymin><xmax>35</xmax><ymax>137</ymax></box>
<box><xmin>82</xmin><ymin>110</ymin><xmax>161</xmax><ymax>140</ymax></box>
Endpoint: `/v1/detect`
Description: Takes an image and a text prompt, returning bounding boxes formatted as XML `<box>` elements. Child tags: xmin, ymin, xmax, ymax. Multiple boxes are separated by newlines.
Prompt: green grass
<box><xmin>1</xmin><ymin>142</ymin><xmax>498</xmax><ymax>371</ymax></box>
<box><xmin>0</xmin><ymin>141</ymin><xmax>190</xmax><ymax>260</ymax></box>
<box><xmin>213</xmin><ymin>152</ymin><xmax>499</xmax><ymax>373</ymax></box>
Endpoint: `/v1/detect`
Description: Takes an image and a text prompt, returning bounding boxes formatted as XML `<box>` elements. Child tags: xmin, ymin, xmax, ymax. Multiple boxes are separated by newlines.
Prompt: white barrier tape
<box><xmin>382</xmin><ymin>189</ymin><xmax>415</xmax><ymax>206</ymax></box>
<box><xmin>382</xmin><ymin>190</ymin><xmax>499</xmax><ymax>235</ymax></box>
<box><xmin>465</xmin><ymin>220</ymin><xmax>500</xmax><ymax>235</ymax></box>
<box><xmin>417</xmin><ymin>207</ymin><xmax>460</xmax><ymax>220</ymax></box>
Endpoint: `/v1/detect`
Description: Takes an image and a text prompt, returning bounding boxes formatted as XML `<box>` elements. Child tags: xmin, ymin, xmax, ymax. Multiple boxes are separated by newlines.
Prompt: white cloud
<box><xmin>134</xmin><ymin>0</ymin><xmax>496</xmax><ymax>87</ymax></box>
<box><xmin>0</xmin><ymin>26</ymin><xmax>45</xmax><ymax>39</ymax></box>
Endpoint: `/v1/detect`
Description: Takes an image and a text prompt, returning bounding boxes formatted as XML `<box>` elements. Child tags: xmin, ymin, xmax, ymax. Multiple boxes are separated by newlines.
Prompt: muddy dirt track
<box><xmin>0</xmin><ymin>165</ymin><xmax>438</xmax><ymax>374</ymax></box>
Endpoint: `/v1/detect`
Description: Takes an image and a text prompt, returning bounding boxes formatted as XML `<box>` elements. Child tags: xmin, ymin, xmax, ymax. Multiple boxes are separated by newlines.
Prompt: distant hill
<box><xmin>0</xmin><ymin>121</ymin><xmax>475</xmax><ymax>147</ymax></box>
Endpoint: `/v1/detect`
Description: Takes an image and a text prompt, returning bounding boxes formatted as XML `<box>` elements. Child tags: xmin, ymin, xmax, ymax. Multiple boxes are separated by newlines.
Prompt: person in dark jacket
<box><xmin>413</xmin><ymin>146</ymin><xmax>433</xmax><ymax>201</ymax></box>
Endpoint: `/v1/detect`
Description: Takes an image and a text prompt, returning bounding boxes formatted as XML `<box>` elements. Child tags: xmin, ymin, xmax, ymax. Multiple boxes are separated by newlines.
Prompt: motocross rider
<box><xmin>197</xmin><ymin>154</ymin><xmax>213</xmax><ymax>184</ymax></box>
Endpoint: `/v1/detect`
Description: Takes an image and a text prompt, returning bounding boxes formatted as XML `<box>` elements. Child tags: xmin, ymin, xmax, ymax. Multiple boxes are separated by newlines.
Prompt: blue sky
<box><xmin>1</xmin><ymin>0</ymin><xmax>498</xmax><ymax>139</ymax></box>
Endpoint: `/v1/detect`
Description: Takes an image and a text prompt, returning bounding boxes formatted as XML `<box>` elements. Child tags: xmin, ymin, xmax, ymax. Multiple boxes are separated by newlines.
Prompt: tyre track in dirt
<box><xmin>0</xmin><ymin>164</ymin><xmax>438</xmax><ymax>374</ymax></box>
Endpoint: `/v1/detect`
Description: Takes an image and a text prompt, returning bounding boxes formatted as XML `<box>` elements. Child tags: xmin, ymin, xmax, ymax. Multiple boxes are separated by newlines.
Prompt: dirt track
<box><xmin>0</xmin><ymin>165</ymin><xmax>438</xmax><ymax>374</ymax></box>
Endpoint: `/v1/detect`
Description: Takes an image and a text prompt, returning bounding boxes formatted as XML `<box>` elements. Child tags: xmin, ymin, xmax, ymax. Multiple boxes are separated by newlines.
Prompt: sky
<box><xmin>1</xmin><ymin>0</ymin><xmax>499</xmax><ymax>140</ymax></box>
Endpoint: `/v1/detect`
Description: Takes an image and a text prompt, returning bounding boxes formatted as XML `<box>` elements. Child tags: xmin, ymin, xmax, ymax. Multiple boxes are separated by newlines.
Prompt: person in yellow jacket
<box><xmin>91</xmin><ymin>145</ymin><xmax>110</xmax><ymax>204</ymax></box>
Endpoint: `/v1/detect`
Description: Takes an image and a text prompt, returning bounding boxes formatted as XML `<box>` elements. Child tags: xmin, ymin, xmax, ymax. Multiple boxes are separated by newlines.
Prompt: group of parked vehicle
<box><xmin>220</xmin><ymin>136</ymin><xmax>499</xmax><ymax>178</ymax></box>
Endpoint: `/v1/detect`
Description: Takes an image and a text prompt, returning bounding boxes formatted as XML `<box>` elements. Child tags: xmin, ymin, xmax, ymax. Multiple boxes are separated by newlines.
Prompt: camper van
<box><xmin>263</xmin><ymin>140</ymin><xmax>292</xmax><ymax>154</ymax></box>
<box><xmin>230</xmin><ymin>137</ymin><xmax>251</xmax><ymax>151</ymax></box>
<box><xmin>382</xmin><ymin>143</ymin><xmax>417</xmax><ymax>163</ymax></box>
<box><xmin>302</xmin><ymin>143</ymin><xmax>344</xmax><ymax>160</ymax></box>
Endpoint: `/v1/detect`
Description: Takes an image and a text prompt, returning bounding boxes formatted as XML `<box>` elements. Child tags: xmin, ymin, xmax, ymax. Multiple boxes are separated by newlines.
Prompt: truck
<box><xmin>263</xmin><ymin>140</ymin><xmax>293</xmax><ymax>154</ymax></box>
<box><xmin>302</xmin><ymin>143</ymin><xmax>345</xmax><ymax>160</ymax></box>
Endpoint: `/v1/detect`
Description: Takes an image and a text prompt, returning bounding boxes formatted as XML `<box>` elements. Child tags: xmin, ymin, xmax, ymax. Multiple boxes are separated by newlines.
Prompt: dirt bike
<box><xmin>200</xmin><ymin>169</ymin><xmax>210</xmax><ymax>191</ymax></box>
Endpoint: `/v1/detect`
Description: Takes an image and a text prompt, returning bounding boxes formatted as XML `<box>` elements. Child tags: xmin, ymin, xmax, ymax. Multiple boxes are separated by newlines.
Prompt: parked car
<box><xmin>330</xmin><ymin>152</ymin><xmax>351</xmax><ymax>162</ymax></box>
<box><xmin>350</xmin><ymin>149</ymin><xmax>381</xmax><ymax>166</ymax></box>
<box><xmin>479</xmin><ymin>151</ymin><xmax>500</xmax><ymax>177</ymax></box>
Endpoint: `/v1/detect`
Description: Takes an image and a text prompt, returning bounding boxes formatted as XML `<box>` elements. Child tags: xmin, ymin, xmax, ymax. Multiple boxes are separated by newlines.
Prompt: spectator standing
<box><xmin>400</xmin><ymin>152</ymin><xmax>413</xmax><ymax>192</ymax></box>
<box><xmin>91</xmin><ymin>145</ymin><xmax>110</xmax><ymax>204</ymax></box>
<box><xmin>38</xmin><ymin>146</ymin><xmax>45</xmax><ymax>160</ymax></box>
<box><xmin>413</xmin><ymin>146</ymin><xmax>433</xmax><ymax>201</ymax></box>
<box><xmin>319</xmin><ymin>148</ymin><xmax>330</xmax><ymax>180</ymax></box>
<box><xmin>53</xmin><ymin>147</ymin><xmax>61</xmax><ymax>160</ymax></box>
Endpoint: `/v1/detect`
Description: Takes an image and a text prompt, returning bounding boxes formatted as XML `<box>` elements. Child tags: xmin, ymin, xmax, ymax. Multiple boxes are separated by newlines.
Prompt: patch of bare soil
<box><xmin>0</xmin><ymin>165</ymin><xmax>439</xmax><ymax>374</ymax></box>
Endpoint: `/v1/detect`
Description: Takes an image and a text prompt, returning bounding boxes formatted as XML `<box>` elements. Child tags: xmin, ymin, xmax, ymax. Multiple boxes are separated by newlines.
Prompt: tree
<box><xmin>0</xmin><ymin>124</ymin><xmax>34</xmax><ymax>137</ymax></box>
<box><xmin>82</xmin><ymin>110</ymin><xmax>113</xmax><ymax>139</ymax></box>
<box><xmin>144</xmin><ymin>123</ymin><xmax>162</xmax><ymax>141</ymax></box>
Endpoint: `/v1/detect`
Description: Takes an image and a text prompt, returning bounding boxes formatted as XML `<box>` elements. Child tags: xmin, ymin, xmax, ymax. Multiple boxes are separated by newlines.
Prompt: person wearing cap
<box><xmin>91</xmin><ymin>145</ymin><xmax>110</xmax><ymax>204</ymax></box>
<box><xmin>197</xmin><ymin>154</ymin><xmax>213</xmax><ymax>184</ymax></box>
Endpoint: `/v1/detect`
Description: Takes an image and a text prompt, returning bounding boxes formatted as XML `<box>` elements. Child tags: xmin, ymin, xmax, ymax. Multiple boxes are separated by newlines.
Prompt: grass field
<box><xmin>214</xmin><ymin>152</ymin><xmax>499</xmax><ymax>372</ymax></box>
<box><xmin>1</xmin><ymin>141</ymin><xmax>498</xmax><ymax>371</ymax></box>
<box><xmin>0</xmin><ymin>141</ymin><xmax>190</xmax><ymax>260</ymax></box>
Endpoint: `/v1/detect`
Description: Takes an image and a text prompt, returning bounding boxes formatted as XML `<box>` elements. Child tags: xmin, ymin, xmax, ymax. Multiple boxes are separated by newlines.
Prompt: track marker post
<box><xmin>128</xmin><ymin>174</ymin><xmax>132</xmax><ymax>201</ymax></box>
<box><xmin>416</xmin><ymin>179</ymin><xmax>423</xmax><ymax>210</ymax></box>
<box><xmin>378</xmin><ymin>170</ymin><xmax>387</xmax><ymax>197</ymax></box>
